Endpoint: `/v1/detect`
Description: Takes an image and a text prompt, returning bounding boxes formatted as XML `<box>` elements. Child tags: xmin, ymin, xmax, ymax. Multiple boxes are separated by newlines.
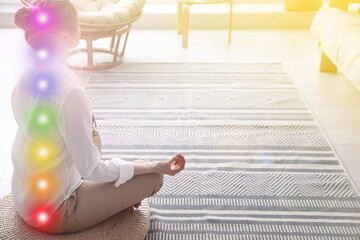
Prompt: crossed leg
<box><xmin>41</xmin><ymin>159</ymin><xmax>163</xmax><ymax>233</ymax></box>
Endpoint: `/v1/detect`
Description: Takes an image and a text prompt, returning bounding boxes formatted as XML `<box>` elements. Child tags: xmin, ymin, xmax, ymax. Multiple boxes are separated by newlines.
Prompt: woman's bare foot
<box><xmin>128</xmin><ymin>201</ymin><xmax>142</xmax><ymax>211</ymax></box>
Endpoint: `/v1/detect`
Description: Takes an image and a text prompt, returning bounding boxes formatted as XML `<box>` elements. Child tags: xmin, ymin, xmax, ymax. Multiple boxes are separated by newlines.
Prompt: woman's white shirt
<box><xmin>11</xmin><ymin>64</ymin><xmax>134</xmax><ymax>227</ymax></box>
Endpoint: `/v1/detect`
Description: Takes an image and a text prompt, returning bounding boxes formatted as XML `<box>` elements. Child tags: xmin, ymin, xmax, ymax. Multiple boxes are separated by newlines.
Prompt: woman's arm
<box><xmin>92</xmin><ymin>134</ymin><xmax>101</xmax><ymax>156</ymax></box>
<box><xmin>60</xmin><ymin>88</ymin><xmax>134</xmax><ymax>187</ymax></box>
<box><xmin>134</xmin><ymin>153</ymin><xmax>186</xmax><ymax>176</ymax></box>
<box><xmin>90</xmin><ymin>114</ymin><xmax>185</xmax><ymax>176</ymax></box>
<box><xmin>62</xmin><ymin>90</ymin><xmax>185</xmax><ymax>184</ymax></box>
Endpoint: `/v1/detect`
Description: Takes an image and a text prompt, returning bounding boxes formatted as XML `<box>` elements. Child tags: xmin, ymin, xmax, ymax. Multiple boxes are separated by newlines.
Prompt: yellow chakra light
<box><xmin>28</xmin><ymin>140</ymin><xmax>57</xmax><ymax>167</ymax></box>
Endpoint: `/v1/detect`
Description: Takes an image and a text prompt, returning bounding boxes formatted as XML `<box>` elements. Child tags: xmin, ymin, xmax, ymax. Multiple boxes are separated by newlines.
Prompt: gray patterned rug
<box><xmin>86</xmin><ymin>63</ymin><xmax>360</xmax><ymax>240</ymax></box>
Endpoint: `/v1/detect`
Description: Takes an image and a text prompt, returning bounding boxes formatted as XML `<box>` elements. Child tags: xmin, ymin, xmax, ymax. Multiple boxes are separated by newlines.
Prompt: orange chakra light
<box><xmin>29</xmin><ymin>172</ymin><xmax>58</xmax><ymax>197</ymax></box>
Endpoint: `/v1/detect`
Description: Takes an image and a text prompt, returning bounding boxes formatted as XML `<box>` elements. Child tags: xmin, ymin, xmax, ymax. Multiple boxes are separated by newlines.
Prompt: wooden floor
<box><xmin>1</xmin><ymin>29</ymin><xmax>360</xmax><ymax>198</ymax></box>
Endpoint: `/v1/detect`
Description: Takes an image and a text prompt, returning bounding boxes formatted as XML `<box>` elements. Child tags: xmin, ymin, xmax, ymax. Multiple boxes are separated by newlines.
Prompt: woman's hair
<box><xmin>14</xmin><ymin>0</ymin><xmax>78</xmax><ymax>49</ymax></box>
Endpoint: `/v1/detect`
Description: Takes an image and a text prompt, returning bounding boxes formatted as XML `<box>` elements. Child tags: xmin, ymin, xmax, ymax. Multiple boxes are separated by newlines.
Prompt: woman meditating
<box><xmin>12</xmin><ymin>0</ymin><xmax>186</xmax><ymax>234</ymax></box>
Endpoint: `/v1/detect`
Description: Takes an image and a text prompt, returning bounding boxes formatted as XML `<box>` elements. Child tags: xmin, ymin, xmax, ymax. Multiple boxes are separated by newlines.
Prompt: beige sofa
<box><xmin>310</xmin><ymin>0</ymin><xmax>360</xmax><ymax>91</ymax></box>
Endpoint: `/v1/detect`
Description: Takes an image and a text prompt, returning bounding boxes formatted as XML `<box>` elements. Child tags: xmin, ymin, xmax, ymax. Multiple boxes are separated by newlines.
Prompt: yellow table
<box><xmin>178</xmin><ymin>0</ymin><xmax>233</xmax><ymax>48</ymax></box>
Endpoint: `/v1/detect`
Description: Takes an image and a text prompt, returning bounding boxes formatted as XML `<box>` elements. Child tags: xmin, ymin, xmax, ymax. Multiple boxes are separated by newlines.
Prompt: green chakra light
<box><xmin>28</xmin><ymin>105</ymin><xmax>57</xmax><ymax>133</ymax></box>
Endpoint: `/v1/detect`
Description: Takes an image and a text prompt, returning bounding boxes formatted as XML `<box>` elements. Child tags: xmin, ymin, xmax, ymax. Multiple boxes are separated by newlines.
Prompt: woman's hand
<box><xmin>92</xmin><ymin>114</ymin><xmax>99</xmax><ymax>137</ymax></box>
<box><xmin>159</xmin><ymin>153</ymin><xmax>186</xmax><ymax>176</ymax></box>
<box><xmin>91</xmin><ymin>114</ymin><xmax>101</xmax><ymax>154</ymax></box>
<box><xmin>92</xmin><ymin>125</ymin><xmax>99</xmax><ymax>137</ymax></box>
<box><xmin>133</xmin><ymin>154</ymin><xmax>186</xmax><ymax>176</ymax></box>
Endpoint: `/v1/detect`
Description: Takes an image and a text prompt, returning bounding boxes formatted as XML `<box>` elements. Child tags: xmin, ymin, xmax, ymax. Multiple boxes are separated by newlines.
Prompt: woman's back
<box><xmin>11</xmin><ymin>64</ymin><xmax>84</xmax><ymax>227</ymax></box>
<box><xmin>11</xmin><ymin>0</ymin><xmax>184</xmax><ymax>234</ymax></box>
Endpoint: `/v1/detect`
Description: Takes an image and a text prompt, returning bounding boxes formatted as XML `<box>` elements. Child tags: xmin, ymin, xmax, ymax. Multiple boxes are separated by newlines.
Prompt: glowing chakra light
<box><xmin>28</xmin><ymin>105</ymin><xmax>57</xmax><ymax>133</ymax></box>
<box><xmin>37</xmin><ymin>49</ymin><xmax>48</xmax><ymax>60</ymax></box>
<box><xmin>38</xmin><ymin>12</ymin><xmax>48</xmax><ymax>24</ymax></box>
<box><xmin>29</xmin><ymin>172</ymin><xmax>57</xmax><ymax>197</ymax></box>
<box><xmin>37</xmin><ymin>79</ymin><xmax>49</xmax><ymax>91</ymax></box>
<box><xmin>38</xmin><ymin>147</ymin><xmax>48</xmax><ymax>158</ymax></box>
<box><xmin>27</xmin><ymin>7</ymin><xmax>55</xmax><ymax>30</ymax></box>
<box><xmin>28</xmin><ymin>205</ymin><xmax>58</xmax><ymax>228</ymax></box>
<box><xmin>37</xmin><ymin>179</ymin><xmax>48</xmax><ymax>190</ymax></box>
<box><xmin>37</xmin><ymin>211</ymin><xmax>49</xmax><ymax>224</ymax></box>
<box><xmin>28</xmin><ymin>140</ymin><xmax>57</xmax><ymax>166</ymax></box>
<box><xmin>30</xmin><ymin>71</ymin><xmax>58</xmax><ymax>97</ymax></box>
<box><xmin>38</xmin><ymin>114</ymin><xmax>48</xmax><ymax>124</ymax></box>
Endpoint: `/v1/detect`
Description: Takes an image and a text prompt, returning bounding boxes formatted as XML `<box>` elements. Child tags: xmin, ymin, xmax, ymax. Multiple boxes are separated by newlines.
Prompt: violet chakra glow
<box><xmin>37</xmin><ymin>49</ymin><xmax>49</xmax><ymax>60</ymax></box>
<box><xmin>37</xmin><ymin>12</ymin><xmax>48</xmax><ymax>24</ymax></box>
<box><xmin>27</xmin><ymin>8</ymin><xmax>55</xmax><ymax>30</ymax></box>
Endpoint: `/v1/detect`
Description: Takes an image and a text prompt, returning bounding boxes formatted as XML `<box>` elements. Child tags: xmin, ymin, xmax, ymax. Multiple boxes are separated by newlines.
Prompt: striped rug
<box><xmin>86</xmin><ymin>63</ymin><xmax>360</xmax><ymax>240</ymax></box>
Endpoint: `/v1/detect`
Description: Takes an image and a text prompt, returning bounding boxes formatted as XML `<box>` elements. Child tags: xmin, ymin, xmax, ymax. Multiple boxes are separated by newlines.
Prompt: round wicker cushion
<box><xmin>0</xmin><ymin>194</ymin><xmax>150</xmax><ymax>240</ymax></box>
<box><xmin>70</xmin><ymin>0</ymin><xmax>146</xmax><ymax>25</ymax></box>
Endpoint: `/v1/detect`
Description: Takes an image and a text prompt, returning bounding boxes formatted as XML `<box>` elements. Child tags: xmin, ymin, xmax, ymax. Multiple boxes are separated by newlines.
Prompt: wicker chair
<box><xmin>68</xmin><ymin>0</ymin><xmax>146</xmax><ymax>71</ymax></box>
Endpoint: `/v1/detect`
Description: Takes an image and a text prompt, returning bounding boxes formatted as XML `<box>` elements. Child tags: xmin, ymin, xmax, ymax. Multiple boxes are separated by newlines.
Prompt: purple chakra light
<box><xmin>30</xmin><ymin>70</ymin><xmax>58</xmax><ymax>97</ymax></box>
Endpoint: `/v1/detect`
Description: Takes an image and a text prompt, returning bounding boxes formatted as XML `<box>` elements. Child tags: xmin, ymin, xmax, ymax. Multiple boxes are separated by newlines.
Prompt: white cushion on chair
<box><xmin>71</xmin><ymin>0</ymin><xmax>146</xmax><ymax>24</ymax></box>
